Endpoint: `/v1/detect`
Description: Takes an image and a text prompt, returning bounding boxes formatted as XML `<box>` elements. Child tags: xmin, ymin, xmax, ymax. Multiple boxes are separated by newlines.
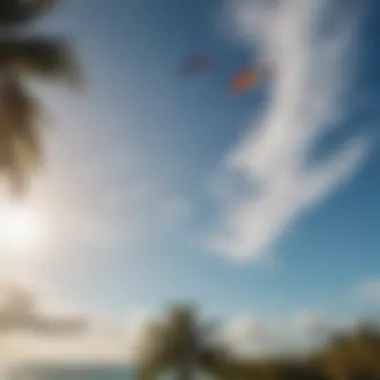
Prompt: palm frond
<box><xmin>0</xmin><ymin>76</ymin><xmax>44</xmax><ymax>167</ymax></box>
<box><xmin>0</xmin><ymin>36</ymin><xmax>83</xmax><ymax>88</ymax></box>
<box><xmin>137</xmin><ymin>322</ymin><xmax>174</xmax><ymax>380</ymax></box>
<box><xmin>0</xmin><ymin>76</ymin><xmax>46</xmax><ymax>197</ymax></box>
<box><xmin>0</xmin><ymin>0</ymin><xmax>56</xmax><ymax>27</ymax></box>
<box><xmin>2</xmin><ymin>155</ymin><xmax>28</xmax><ymax>198</ymax></box>
<box><xmin>138</xmin><ymin>359</ymin><xmax>171</xmax><ymax>380</ymax></box>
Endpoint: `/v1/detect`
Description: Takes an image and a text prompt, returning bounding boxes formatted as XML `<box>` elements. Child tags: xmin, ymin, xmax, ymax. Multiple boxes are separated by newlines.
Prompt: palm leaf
<box><xmin>0</xmin><ymin>144</ymin><xmax>33</xmax><ymax>198</ymax></box>
<box><xmin>0</xmin><ymin>76</ymin><xmax>44</xmax><ymax>167</ymax></box>
<box><xmin>137</xmin><ymin>322</ymin><xmax>174</xmax><ymax>380</ymax></box>
<box><xmin>0</xmin><ymin>0</ymin><xmax>56</xmax><ymax>27</ymax></box>
<box><xmin>137</xmin><ymin>322</ymin><xmax>171</xmax><ymax>364</ymax></box>
<box><xmin>138</xmin><ymin>359</ymin><xmax>172</xmax><ymax>380</ymax></box>
<box><xmin>0</xmin><ymin>36</ymin><xmax>83</xmax><ymax>88</ymax></box>
<box><xmin>0</xmin><ymin>76</ymin><xmax>46</xmax><ymax>197</ymax></box>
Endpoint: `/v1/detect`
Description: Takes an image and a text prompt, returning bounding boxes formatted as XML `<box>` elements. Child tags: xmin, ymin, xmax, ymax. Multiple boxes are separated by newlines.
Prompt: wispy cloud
<box><xmin>0</xmin><ymin>284</ymin><xmax>88</xmax><ymax>335</ymax></box>
<box><xmin>208</xmin><ymin>0</ymin><xmax>371</xmax><ymax>261</ymax></box>
<box><xmin>0</xmin><ymin>283</ymin><xmax>165</xmax><ymax>365</ymax></box>
<box><xmin>223</xmin><ymin>310</ymin><xmax>346</xmax><ymax>358</ymax></box>
<box><xmin>0</xmin><ymin>282</ymin><xmax>139</xmax><ymax>365</ymax></box>
<box><xmin>354</xmin><ymin>277</ymin><xmax>380</xmax><ymax>303</ymax></box>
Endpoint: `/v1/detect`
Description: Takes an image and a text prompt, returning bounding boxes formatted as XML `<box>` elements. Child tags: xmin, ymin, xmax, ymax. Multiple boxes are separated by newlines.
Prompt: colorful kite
<box><xmin>179</xmin><ymin>53</ymin><xmax>274</xmax><ymax>98</ymax></box>
<box><xmin>230</xmin><ymin>64</ymin><xmax>273</xmax><ymax>95</ymax></box>
<box><xmin>230</xmin><ymin>68</ymin><xmax>259</xmax><ymax>95</ymax></box>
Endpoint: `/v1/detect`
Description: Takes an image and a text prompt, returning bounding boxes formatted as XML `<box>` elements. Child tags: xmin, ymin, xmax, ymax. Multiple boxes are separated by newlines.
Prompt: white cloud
<box><xmin>224</xmin><ymin>315</ymin><xmax>267</xmax><ymax>343</ymax></box>
<box><xmin>0</xmin><ymin>291</ymin><xmax>161</xmax><ymax>365</ymax></box>
<box><xmin>223</xmin><ymin>310</ymin><xmax>342</xmax><ymax>358</ymax></box>
<box><xmin>354</xmin><ymin>277</ymin><xmax>380</xmax><ymax>302</ymax></box>
<box><xmin>0</xmin><ymin>284</ymin><xmax>89</xmax><ymax>336</ymax></box>
<box><xmin>291</xmin><ymin>309</ymin><xmax>326</xmax><ymax>335</ymax></box>
<box><xmin>1</xmin><ymin>332</ymin><xmax>126</xmax><ymax>365</ymax></box>
<box><xmin>0</xmin><ymin>282</ymin><xmax>144</xmax><ymax>365</ymax></box>
<box><xmin>208</xmin><ymin>0</ymin><xmax>370</xmax><ymax>261</ymax></box>
<box><xmin>0</xmin><ymin>282</ymin><xmax>109</xmax><ymax>365</ymax></box>
<box><xmin>222</xmin><ymin>316</ymin><xmax>274</xmax><ymax>358</ymax></box>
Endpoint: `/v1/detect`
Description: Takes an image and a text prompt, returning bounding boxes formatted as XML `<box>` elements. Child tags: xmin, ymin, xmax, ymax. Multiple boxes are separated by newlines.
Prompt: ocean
<box><xmin>8</xmin><ymin>365</ymin><xmax>210</xmax><ymax>380</ymax></box>
<box><xmin>8</xmin><ymin>365</ymin><xmax>135</xmax><ymax>380</ymax></box>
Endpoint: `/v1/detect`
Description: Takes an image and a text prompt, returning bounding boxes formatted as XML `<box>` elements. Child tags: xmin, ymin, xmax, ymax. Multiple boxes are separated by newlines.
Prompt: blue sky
<box><xmin>1</xmin><ymin>0</ymin><xmax>380</xmax><ymax>362</ymax></box>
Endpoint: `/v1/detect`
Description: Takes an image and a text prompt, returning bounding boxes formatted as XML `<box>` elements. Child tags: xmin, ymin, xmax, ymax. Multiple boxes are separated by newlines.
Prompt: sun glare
<box><xmin>0</xmin><ymin>205</ymin><xmax>41</xmax><ymax>253</ymax></box>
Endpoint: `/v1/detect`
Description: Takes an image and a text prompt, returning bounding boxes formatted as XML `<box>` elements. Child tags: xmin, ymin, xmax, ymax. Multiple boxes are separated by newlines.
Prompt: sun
<box><xmin>0</xmin><ymin>204</ymin><xmax>41</xmax><ymax>253</ymax></box>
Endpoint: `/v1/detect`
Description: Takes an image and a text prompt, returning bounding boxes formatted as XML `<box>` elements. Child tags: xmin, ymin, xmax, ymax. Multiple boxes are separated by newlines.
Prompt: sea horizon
<box><xmin>8</xmin><ymin>363</ymin><xmax>134</xmax><ymax>380</ymax></box>
<box><xmin>8</xmin><ymin>362</ymin><xmax>213</xmax><ymax>380</ymax></box>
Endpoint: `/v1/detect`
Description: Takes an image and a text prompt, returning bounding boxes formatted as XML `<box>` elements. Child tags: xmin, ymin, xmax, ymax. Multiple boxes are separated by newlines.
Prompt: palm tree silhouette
<box><xmin>0</xmin><ymin>0</ymin><xmax>81</xmax><ymax>198</ymax></box>
<box><xmin>137</xmin><ymin>303</ymin><xmax>226</xmax><ymax>380</ymax></box>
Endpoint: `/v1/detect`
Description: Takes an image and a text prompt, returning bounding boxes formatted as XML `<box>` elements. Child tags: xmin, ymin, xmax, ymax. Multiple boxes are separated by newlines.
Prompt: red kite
<box><xmin>230</xmin><ymin>63</ymin><xmax>274</xmax><ymax>95</ymax></box>
<box><xmin>230</xmin><ymin>69</ymin><xmax>258</xmax><ymax>95</ymax></box>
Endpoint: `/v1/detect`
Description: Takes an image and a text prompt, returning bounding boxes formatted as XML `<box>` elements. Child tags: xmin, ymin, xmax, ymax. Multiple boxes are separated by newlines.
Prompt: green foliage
<box><xmin>0</xmin><ymin>0</ymin><xmax>56</xmax><ymax>27</ymax></box>
<box><xmin>137</xmin><ymin>303</ymin><xmax>224</xmax><ymax>380</ymax></box>
<box><xmin>0</xmin><ymin>37</ymin><xmax>82</xmax><ymax>87</ymax></box>
<box><xmin>0</xmin><ymin>0</ymin><xmax>82</xmax><ymax>198</ymax></box>
<box><xmin>137</xmin><ymin>305</ymin><xmax>380</xmax><ymax>380</ymax></box>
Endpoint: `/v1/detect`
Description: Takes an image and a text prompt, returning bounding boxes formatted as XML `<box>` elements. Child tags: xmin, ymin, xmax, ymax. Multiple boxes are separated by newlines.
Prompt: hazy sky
<box><xmin>1</xmin><ymin>0</ymin><xmax>380</xmax><ymax>363</ymax></box>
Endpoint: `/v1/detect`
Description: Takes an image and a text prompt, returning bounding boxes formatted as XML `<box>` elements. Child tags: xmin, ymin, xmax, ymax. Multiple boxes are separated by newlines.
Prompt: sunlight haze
<box><xmin>0</xmin><ymin>0</ymin><xmax>380</xmax><ymax>374</ymax></box>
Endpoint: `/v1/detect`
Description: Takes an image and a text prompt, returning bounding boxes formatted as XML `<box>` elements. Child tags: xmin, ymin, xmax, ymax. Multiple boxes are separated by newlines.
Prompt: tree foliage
<box><xmin>137</xmin><ymin>304</ymin><xmax>380</xmax><ymax>380</ymax></box>
<box><xmin>0</xmin><ymin>0</ymin><xmax>82</xmax><ymax>198</ymax></box>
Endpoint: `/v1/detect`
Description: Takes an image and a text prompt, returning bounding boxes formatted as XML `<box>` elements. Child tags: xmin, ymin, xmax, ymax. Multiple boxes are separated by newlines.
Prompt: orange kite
<box><xmin>230</xmin><ymin>69</ymin><xmax>259</xmax><ymax>95</ymax></box>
